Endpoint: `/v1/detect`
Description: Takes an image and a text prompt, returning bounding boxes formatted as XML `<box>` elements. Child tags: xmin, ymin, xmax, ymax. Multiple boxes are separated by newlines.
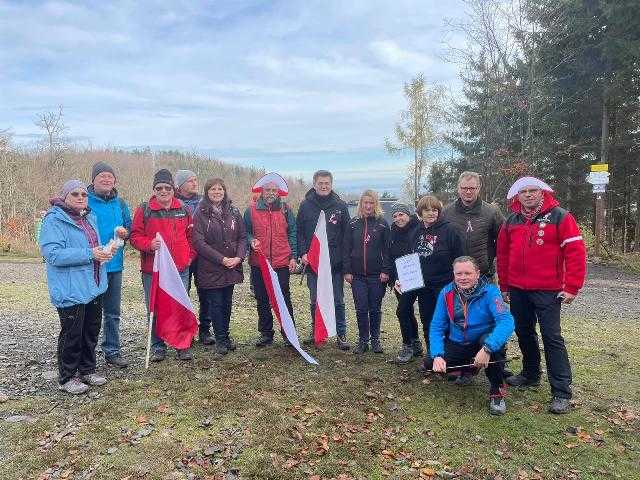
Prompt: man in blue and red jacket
<box><xmin>430</xmin><ymin>256</ymin><xmax>514</xmax><ymax>416</ymax></box>
<box><xmin>497</xmin><ymin>176</ymin><xmax>586</xmax><ymax>414</ymax></box>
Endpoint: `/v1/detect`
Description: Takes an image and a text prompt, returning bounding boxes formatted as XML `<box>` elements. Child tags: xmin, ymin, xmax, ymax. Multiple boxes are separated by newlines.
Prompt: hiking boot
<box><xmin>548</xmin><ymin>396</ymin><xmax>571</xmax><ymax>414</ymax></box>
<box><xmin>199</xmin><ymin>332</ymin><xmax>215</xmax><ymax>345</ymax></box>
<box><xmin>396</xmin><ymin>344</ymin><xmax>414</xmax><ymax>364</ymax></box>
<box><xmin>215</xmin><ymin>342</ymin><xmax>229</xmax><ymax>355</ymax></box>
<box><xmin>59</xmin><ymin>378</ymin><xmax>89</xmax><ymax>395</ymax></box>
<box><xmin>454</xmin><ymin>373</ymin><xmax>474</xmax><ymax>386</ymax></box>
<box><xmin>80</xmin><ymin>373</ymin><xmax>107</xmax><ymax>386</ymax></box>
<box><xmin>150</xmin><ymin>349</ymin><xmax>166</xmax><ymax>363</ymax></box>
<box><xmin>255</xmin><ymin>334</ymin><xmax>274</xmax><ymax>348</ymax></box>
<box><xmin>489</xmin><ymin>396</ymin><xmax>507</xmax><ymax>416</ymax></box>
<box><xmin>105</xmin><ymin>354</ymin><xmax>128</xmax><ymax>368</ymax></box>
<box><xmin>370</xmin><ymin>338</ymin><xmax>384</xmax><ymax>354</ymax></box>
<box><xmin>225</xmin><ymin>338</ymin><xmax>237</xmax><ymax>351</ymax></box>
<box><xmin>353</xmin><ymin>341</ymin><xmax>369</xmax><ymax>354</ymax></box>
<box><xmin>176</xmin><ymin>348</ymin><xmax>193</xmax><ymax>361</ymax></box>
<box><xmin>506</xmin><ymin>373</ymin><xmax>541</xmax><ymax>388</ymax></box>
<box><xmin>336</xmin><ymin>335</ymin><xmax>350</xmax><ymax>351</ymax></box>
<box><xmin>411</xmin><ymin>339</ymin><xmax>423</xmax><ymax>357</ymax></box>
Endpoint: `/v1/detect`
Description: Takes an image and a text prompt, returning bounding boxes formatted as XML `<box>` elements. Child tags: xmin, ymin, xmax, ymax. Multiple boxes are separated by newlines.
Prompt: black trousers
<box><xmin>444</xmin><ymin>338</ymin><xmax>506</xmax><ymax>394</ymax></box>
<box><xmin>416</xmin><ymin>284</ymin><xmax>446</xmax><ymax>353</ymax></box>
<box><xmin>509</xmin><ymin>288</ymin><xmax>572</xmax><ymax>399</ymax></box>
<box><xmin>394</xmin><ymin>289</ymin><xmax>419</xmax><ymax>345</ymax></box>
<box><xmin>56</xmin><ymin>296</ymin><xmax>103</xmax><ymax>384</ymax></box>
<box><xmin>204</xmin><ymin>286</ymin><xmax>234</xmax><ymax>342</ymax></box>
<box><xmin>250</xmin><ymin>266</ymin><xmax>294</xmax><ymax>337</ymax></box>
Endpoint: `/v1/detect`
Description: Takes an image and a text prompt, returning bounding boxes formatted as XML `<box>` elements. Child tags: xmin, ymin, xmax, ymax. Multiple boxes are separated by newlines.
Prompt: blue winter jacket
<box><xmin>39</xmin><ymin>206</ymin><xmax>108</xmax><ymax>308</ymax></box>
<box><xmin>429</xmin><ymin>281</ymin><xmax>514</xmax><ymax>358</ymax></box>
<box><xmin>87</xmin><ymin>187</ymin><xmax>132</xmax><ymax>273</ymax></box>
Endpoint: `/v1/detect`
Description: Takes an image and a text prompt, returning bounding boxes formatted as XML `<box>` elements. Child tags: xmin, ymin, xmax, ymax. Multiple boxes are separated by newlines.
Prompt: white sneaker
<box><xmin>58</xmin><ymin>378</ymin><xmax>89</xmax><ymax>395</ymax></box>
<box><xmin>80</xmin><ymin>373</ymin><xmax>107</xmax><ymax>386</ymax></box>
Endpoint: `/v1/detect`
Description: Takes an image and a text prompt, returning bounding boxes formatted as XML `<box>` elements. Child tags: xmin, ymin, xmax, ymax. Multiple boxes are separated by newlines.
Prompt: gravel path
<box><xmin>0</xmin><ymin>259</ymin><xmax>638</xmax><ymax>400</ymax></box>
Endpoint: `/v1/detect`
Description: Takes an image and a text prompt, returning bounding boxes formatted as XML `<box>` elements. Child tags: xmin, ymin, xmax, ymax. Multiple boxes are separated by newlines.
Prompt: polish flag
<box><xmin>306</xmin><ymin>211</ymin><xmax>336</xmax><ymax>345</ymax></box>
<box><xmin>256</xmin><ymin>252</ymin><xmax>317</xmax><ymax>365</ymax></box>
<box><xmin>150</xmin><ymin>233</ymin><xmax>198</xmax><ymax>350</ymax></box>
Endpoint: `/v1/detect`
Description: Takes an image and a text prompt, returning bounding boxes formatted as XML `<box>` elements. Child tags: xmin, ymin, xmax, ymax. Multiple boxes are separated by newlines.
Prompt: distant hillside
<box><xmin>0</xmin><ymin>141</ymin><xmax>308</xmax><ymax>253</ymax></box>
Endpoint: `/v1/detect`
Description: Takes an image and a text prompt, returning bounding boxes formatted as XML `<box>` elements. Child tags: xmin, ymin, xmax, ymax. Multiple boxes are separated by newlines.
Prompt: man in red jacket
<box><xmin>497</xmin><ymin>176</ymin><xmax>586</xmax><ymax>414</ymax></box>
<box><xmin>130</xmin><ymin>169</ymin><xmax>197</xmax><ymax>362</ymax></box>
<box><xmin>244</xmin><ymin>173</ymin><xmax>298</xmax><ymax>348</ymax></box>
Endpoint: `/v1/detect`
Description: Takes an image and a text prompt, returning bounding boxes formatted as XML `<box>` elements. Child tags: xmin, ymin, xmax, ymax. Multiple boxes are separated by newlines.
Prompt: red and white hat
<box><xmin>507</xmin><ymin>176</ymin><xmax>553</xmax><ymax>200</ymax></box>
<box><xmin>252</xmin><ymin>172</ymin><xmax>289</xmax><ymax>196</ymax></box>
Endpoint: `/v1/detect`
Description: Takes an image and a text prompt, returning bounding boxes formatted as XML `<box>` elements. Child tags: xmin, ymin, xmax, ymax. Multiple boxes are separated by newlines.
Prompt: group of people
<box><xmin>39</xmin><ymin>163</ymin><xmax>586</xmax><ymax>416</ymax></box>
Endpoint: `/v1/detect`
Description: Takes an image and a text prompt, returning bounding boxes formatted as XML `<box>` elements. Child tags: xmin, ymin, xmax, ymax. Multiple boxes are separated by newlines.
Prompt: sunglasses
<box><xmin>154</xmin><ymin>185</ymin><xmax>173</xmax><ymax>192</ymax></box>
<box><xmin>69</xmin><ymin>191</ymin><xmax>88</xmax><ymax>198</ymax></box>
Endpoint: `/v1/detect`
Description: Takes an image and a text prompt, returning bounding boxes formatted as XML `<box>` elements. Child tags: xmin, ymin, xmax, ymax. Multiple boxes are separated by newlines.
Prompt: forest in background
<box><xmin>431</xmin><ymin>0</ymin><xmax>640</xmax><ymax>253</ymax></box>
<box><xmin>0</xmin><ymin>135</ymin><xmax>308</xmax><ymax>254</ymax></box>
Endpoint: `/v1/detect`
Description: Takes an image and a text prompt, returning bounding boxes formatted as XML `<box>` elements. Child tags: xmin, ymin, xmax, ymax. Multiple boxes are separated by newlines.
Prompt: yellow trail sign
<box><xmin>591</xmin><ymin>164</ymin><xmax>608</xmax><ymax>172</ymax></box>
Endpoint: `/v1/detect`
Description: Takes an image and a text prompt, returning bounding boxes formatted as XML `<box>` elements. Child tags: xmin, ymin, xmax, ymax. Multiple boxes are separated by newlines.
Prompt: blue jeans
<box><xmin>142</xmin><ymin>269</ymin><xmax>190</xmax><ymax>352</ymax></box>
<box><xmin>306</xmin><ymin>270</ymin><xmax>347</xmax><ymax>337</ymax></box>
<box><xmin>351</xmin><ymin>274</ymin><xmax>386</xmax><ymax>343</ymax></box>
<box><xmin>202</xmin><ymin>285</ymin><xmax>234</xmax><ymax>342</ymax></box>
<box><xmin>101</xmin><ymin>271</ymin><xmax>123</xmax><ymax>358</ymax></box>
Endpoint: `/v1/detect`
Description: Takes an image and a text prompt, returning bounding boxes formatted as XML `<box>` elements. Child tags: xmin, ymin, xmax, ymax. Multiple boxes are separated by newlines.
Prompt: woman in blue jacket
<box><xmin>430</xmin><ymin>256</ymin><xmax>514</xmax><ymax>416</ymax></box>
<box><xmin>40</xmin><ymin>180</ymin><xmax>113</xmax><ymax>394</ymax></box>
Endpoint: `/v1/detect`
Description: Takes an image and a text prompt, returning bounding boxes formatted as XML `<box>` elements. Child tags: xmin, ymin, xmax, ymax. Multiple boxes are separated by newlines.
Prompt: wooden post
<box><xmin>595</xmin><ymin>193</ymin><xmax>605</xmax><ymax>258</ymax></box>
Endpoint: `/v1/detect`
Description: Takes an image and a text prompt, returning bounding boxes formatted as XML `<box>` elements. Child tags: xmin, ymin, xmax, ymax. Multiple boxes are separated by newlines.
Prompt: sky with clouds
<box><xmin>0</xmin><ymin>0</ymin><xmax>467</xmax><ymax>193</ymax></box>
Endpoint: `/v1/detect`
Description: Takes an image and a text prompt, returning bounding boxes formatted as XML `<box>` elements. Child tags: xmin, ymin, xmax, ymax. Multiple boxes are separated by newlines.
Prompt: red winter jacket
<box><xmin>129</xmin><ymin>196</ymin><xmax>197</xmax><ymax>274</ymax></box>
<box><xmin>497</xmin><ymin>192</ymin><xmax>586</xmax><ymax>295</ymax></box>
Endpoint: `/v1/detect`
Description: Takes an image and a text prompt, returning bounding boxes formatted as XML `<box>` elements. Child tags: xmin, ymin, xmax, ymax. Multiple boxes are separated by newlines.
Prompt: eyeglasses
<box><xmin>459</xmin><ymin>187</ymin><xmax>479</xmax><ymax>192</ymax></box>
<box><xmin>69</xmin><ymin>191</ymin><xmax>88</xmax><ymax>198</ymax></box>
<box><xmin>154</xmin><ymin>185</ymin><xmax>173</xmax><ymax>192</ymax></box>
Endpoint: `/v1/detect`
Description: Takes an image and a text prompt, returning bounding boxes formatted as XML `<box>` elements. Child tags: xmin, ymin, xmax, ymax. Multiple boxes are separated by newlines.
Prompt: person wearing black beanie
<box><xmin>91</xmin><ymin>161</ymin><xmax>116</xmax><ymax>183</ymax></box>
<box><xmin>153</xmin><ymin>169</ymin><xmax>174</xmax><ymax>189</ymax></box>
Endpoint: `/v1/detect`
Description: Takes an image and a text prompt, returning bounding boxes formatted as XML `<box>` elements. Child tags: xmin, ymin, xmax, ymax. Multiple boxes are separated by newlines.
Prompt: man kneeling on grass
<box><xmin>430</xmin><ymin>256</ymin><xmax>514</xmax><ymax>415</ymax></box>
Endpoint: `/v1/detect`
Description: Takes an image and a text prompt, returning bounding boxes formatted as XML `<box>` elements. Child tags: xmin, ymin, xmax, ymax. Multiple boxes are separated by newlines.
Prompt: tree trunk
<box><xmin>634</xmin><ymin>180</ymin><xmax>640</xmax><ymax>252</ymax></box>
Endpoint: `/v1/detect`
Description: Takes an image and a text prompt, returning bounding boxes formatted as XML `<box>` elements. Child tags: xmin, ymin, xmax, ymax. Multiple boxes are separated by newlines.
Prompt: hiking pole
<box><xmin>299</xmin><ymin>262</ymin><xmax>307</xmax><ymax>285</ymax></box>
<box><xmin>426</xmin><ymin>356</ymin><xmax>519</xmax><ymax>374</ymax></box>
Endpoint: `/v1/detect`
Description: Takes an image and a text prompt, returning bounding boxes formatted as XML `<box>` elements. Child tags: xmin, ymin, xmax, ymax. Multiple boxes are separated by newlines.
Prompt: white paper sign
<box><xmin>395</xmin><ymin>253</ymin><xmax>424</xmax><ymax>293</ymax></box>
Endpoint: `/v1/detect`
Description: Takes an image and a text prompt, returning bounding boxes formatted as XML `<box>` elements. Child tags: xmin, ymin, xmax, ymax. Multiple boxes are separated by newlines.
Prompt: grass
<box><xmin>0</xmin><ymin>261</ymin><xmax>638</xmax><ymax>480</ymax></box>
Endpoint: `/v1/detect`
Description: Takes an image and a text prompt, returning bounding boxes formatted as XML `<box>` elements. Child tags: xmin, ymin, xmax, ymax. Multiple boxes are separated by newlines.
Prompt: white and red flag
<box><xmin>306</xmin><ymin>210</ymin><xmax>336</xmax><ymax>345</ymax></box>
<box><xmin>256</xmin><ymin>252</ymin><xmax>317</xmax><ymax>365</ymax></box>
<box><xmin>148</xmin><ymin>233</ymin><xmax>198</xmax><ymax>356</ymax></box>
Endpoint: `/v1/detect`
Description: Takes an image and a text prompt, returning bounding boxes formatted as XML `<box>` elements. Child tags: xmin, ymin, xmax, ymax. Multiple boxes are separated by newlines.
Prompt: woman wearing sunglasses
<box><xmin>130</xmin><ymin>169</ymin><xmax>198</xmax><ymax>362</ymax></box>
<box><xmin>40</xmin><ymin>180</ymin><xmax>114</xmax><ymax>394</ymax></box>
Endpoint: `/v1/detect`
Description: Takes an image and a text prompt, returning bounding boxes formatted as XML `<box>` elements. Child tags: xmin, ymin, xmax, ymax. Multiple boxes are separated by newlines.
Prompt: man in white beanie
<box><xmin>497</xmin><ymin>176</ymin><xmax>586</xmax><ymax>414</ymax></box>
<box><xmin>174</xmin><ymin>169</ymin><xmax>212</xmax><ymax>345</ymax></box>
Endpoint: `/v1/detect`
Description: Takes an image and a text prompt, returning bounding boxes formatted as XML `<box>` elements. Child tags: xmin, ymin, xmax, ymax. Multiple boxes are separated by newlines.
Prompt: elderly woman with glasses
<box><xmin>40</xmin><ymin>180</ymin><xmax>114</xmax><ymax>394</ymax></box>
<box><xmin>130</xmin><ymin>169</ymin><xmax>198</xmax><ymax>363</ymax></box>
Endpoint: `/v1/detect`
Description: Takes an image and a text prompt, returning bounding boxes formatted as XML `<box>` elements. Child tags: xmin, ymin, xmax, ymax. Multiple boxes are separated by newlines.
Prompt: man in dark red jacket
<box><xmin>130</xmin><ymin>169</ymin><xmax>197</xmax><ymax>362</ymax></box>
<box><xmin>243</xmin><ymin>173</ymin><xmax>298</xmax><ymax>348</ymax></box>
<box><xmin>497</xmin><ymin>176</ymin><xmax>586</xmax><ymax>414</ymax></box>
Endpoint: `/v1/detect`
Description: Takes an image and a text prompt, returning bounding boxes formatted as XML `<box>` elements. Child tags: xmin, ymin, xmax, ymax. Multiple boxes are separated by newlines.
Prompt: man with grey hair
<box><xmin>442</xmin><ymin>171</ymin><xmax>504</xmax><ymax>280</ymax></box>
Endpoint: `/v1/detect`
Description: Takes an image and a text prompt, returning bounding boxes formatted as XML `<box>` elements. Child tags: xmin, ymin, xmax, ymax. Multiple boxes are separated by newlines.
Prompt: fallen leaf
<box><xmin>565</xmin><ymin>443</ymin><xmax>579</xmax><ymax>449</ymax></box>
<box><xmin>420</xmin><ymin>467</ymin><xmax>436</xmax><ymax>477</ymax></box>
<box><xmin>156</xmin><ymin>404</ymin><xmax>170</xmax><ymax>413</ymax></box>
<box><xmin>135</xmin><ymin>415</ymin><xmax>149</xmax><ymax>425</ymax></box>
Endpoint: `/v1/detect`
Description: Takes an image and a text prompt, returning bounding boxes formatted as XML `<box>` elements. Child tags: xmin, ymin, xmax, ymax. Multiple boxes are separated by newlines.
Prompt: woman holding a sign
<box><xmin>408</xmin><ymin>195</ymin><xmax>463</xmax><ymax>370</ymax></box>
<box><xmin>388</xmin><ymin>203</ymin><xmax>422</xmax><ymax>364</ymax></box>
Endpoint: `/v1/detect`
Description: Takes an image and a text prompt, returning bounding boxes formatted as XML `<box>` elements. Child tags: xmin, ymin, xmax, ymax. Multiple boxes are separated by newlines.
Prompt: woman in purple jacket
<box><xmin>192</xmin><ymin>178</ymin><xmax>247</xmax><ymax>355</ymax></box>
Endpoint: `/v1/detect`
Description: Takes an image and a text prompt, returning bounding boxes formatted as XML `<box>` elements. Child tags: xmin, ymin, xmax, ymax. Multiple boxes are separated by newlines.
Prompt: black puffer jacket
<box><xmin>410</xmin><ymin>218</ymin><xmax>464</xmax><ymax>287</ymax></box>
<box><xmin>296</xmin><ymin>189</ymin><xmax>350</xmax><ymax>272</ymax></box>
<box><xmin>388</xmin><ymin>216</ymin><xmax>420</xmax><ymax>284</ymax></box>
<box><xmin>343</xmin><ymin>215</ymin><xmax>391</xmax><ymax>276</ymax></box>
<box><xmin>441</xmin><ymin>198</ymin><xmax>504</xmax><ymax>276</ymax></box>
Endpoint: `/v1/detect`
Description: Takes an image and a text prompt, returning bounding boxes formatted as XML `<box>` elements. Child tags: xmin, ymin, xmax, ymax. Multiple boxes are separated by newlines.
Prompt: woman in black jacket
<box><xmin>343</xmin><ymin>190</ymin><xmax>391</xmax><ymax>354</ymax></box>
<box><xmin>388</xmin><ymin>203</ymin><xmax>421</xmax><ymax>363</ymax></box>
<box><xmin>405</xmin><ymin>195</ymin><xmax>463</xmax><ymax>366</ymax></box>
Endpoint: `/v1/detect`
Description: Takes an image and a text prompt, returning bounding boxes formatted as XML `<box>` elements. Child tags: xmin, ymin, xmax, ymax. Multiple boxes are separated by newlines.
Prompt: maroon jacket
<box><xmin>497</xmin><ymin>191</ymin><xmax>586</xmax><ymax>295</ymax></box>
<box><xmin>192</xmin><ymin>196</ymin><xmax>247</xmax><ymax>289</ymax></box>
